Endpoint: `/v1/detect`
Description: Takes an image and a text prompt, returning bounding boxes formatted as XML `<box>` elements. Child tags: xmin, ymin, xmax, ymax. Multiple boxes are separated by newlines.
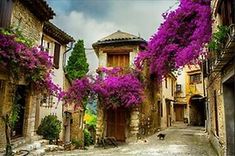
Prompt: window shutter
<box><xmin>53</xmin><ymin>42</ymin><xmax>61</xmax><ymax>69</ymax></box>
<box><xmin>0</xmin><ymin>0</ymin><xmax>13</xmax><ymax>28</ymax></box>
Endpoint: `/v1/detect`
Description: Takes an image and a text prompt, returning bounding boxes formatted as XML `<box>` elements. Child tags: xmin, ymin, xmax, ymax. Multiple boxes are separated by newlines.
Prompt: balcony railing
<box><xmin>212</xmin><ymin>24</ymin><xmax>235</xmax><ymax>72</ymax></box>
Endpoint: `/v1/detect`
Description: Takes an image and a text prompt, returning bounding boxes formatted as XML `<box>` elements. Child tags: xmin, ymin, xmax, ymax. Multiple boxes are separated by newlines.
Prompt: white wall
<box><xmin>37</xmin><ymin>35</ymin><xmax>66</xmax><ymax>139</ymax></box>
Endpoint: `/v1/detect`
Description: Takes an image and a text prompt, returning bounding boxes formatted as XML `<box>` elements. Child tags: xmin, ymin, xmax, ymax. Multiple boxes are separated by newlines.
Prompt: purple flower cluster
<box><xmin>64</xmin><ymin>68</ymin><xmax>144</xmax><ymax>109</ymax></box>
<box><xmin>135</xmin><ymin>0</ymin><xmax>211</xmax><ymax>80</ymax></box>
<box><xmin>93</xmin><ymin>72</ymin><xmax>144</xmax><ymax>108</ymax></box>
<box><xmin>63</xmin><ymin>77</ymin><xmax>91</xmax><ymax>109</ymax></box>
<box><xmin>0</xmin><ymin>33</ymin><xmax>61</xmax><ymax>97</ymax></box>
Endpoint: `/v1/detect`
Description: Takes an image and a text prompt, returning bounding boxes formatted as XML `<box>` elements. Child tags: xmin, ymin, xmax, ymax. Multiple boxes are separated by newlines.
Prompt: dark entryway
<box><xmin>106</xmin><ymin>107</ymin><xmax>127</xmax><ymax>141</ymax></box>
<box><xmin>174</xmin><ymin>104</ymin><xmax>184</xmax><ymax>121</ymax></box>
<box><xmin>223</xmin><ymin>75</ymin><xmax>235</xmax><ymax>156</ymax></box>
<box><xmin>11</xmin><ymin>85</ymin><xmax>27</xmax><ymax>139</ymax></box>
<box><xmin>189</xmin><ymin>95</ymin><xmax>206</xmax><ymax>126</ymax></box>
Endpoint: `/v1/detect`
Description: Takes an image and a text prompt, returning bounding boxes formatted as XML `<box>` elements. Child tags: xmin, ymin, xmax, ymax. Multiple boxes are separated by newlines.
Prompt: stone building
<box><xmin>175</xmin><ymin>65</ymin><xmax>205</xmax><ymax>126</ymax></box>
<box><xmin>203</xmin><ymin>0</ymin><xmax>235</xmax><ymax>155</ymax></box>
<box><xmin>92</xmin><ymin>30</ymin><xmax>161</xmax><ymax>142</ymax></box>
<box><xmin>0</xmin><ymin>0</ymin><xmax>55</xmax><ymax>149</ymax></box>
<box><xmin>63</xmin><ymin>75</ymin><xmax>85</xmax><ymax>145</ymax></box>
<box><xmin>34</xmin><ymin>22</ymin><xmax>74</xmax><ymax>140</ymax></box>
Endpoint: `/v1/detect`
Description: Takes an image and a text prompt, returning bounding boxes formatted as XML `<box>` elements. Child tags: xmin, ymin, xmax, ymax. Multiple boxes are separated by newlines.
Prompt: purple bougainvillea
<box><xmin>0</xmin><ymin>33</ymin><xmax>61</xmax><ymax>98</ymax></box>
<box><xmin>135</xmin><ymin>0</ymin><xmax>212</xmax><ymax>80</ymax></box>
<box><xmin>63</xmin><ymin>68</ymin><xmax>144</xmax><ymax>109</ymax></box>
<box><xmin>93</xmin><ymin>69</ymin><xmax>144</xmax><ymax>108</ymax></box>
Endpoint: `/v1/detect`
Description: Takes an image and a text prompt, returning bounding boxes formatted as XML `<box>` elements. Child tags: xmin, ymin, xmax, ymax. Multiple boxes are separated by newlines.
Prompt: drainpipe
<box><xmin>63</xmin><ymin>41</ymin><xmax>74</xmax><ymax>72</ymax></box>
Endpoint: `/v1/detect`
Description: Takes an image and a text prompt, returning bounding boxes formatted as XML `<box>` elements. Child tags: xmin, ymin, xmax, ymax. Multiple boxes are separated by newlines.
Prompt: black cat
<box><xmin>157</xmin><ymin>133</ymin><xmax>166</xmax><ymax>140</ymax></box>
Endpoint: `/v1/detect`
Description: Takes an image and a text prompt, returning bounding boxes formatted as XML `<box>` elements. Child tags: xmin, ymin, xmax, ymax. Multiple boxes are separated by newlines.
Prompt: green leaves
<box><xmin>208</xmin><ymin>25</ymin><xmax>229</xmax><ymax>52</ymax></box>
<box><xmin>66</xmin><ymin>40</ymin><xmax>89</xmax><ymax>80</ymax></box>
<box><xmin>36</xmin><ymin>115</ymin><xmax>62</xmax><ymax>142</ymax></box>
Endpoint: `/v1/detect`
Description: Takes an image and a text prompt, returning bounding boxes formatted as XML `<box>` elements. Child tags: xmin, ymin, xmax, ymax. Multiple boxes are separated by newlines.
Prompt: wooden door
<box><xmin>175</xmin><ymin>105</ymin><xmax>184</xmax><ymax>121</ymax></box>
<box><xmin>106</xmin><ymin>107</ymin><xmax>126</xmax><ymax>141</ymax></box>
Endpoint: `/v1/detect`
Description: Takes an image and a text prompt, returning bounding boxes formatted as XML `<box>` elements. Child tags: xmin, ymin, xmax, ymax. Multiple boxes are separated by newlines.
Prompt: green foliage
<box><xmin>84</xmin><ymin>109</ymin><xmax>97</xmax><ymax>129</ymax></box>
<box><xmin>71</xmin><ymin>139</ymin><xmax>83</xmax><ymax>149</ymax></box>
<box><xmin>208</xmin><ymin>25</ymin><xmax>229</xmax><ymax>52</ymax></box>
<box><xmin>66</xmin><ymin>40</ymin><xmax>89</xmax><ymax>80</ymax></box>
<box><xmin>83</xmin><ymin>129</ymin><xmax>93</xmax><ymax>146</ymax></box>
<box><xmin>0</xmin><ymin>27</ymin><xmax>34</xmax><ymax>47</ymax></box>
<box><xmin>36</xmin><ymin>115</ymin><xmax>62</xmax><ymax>142</ymax></box>
<box><xmin>9</xmin><ymin>94</ymin><xmax>21</xmax><ymax>128</ymax></box>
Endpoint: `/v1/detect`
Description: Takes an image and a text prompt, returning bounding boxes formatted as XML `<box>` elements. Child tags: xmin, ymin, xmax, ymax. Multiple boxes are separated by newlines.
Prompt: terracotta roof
<box><xmin>43</xmin><ymin>22</ymin><xmax>75</xmax><ymax>45</ymax></box>
<box><xmin>92</xmin><ymin>30</ymin><xmax>146</xmax><ymax>47</ymax></box>
<box><xmin>20</xmin><ymin>0</ymin><xmax>55</xmax><ymax>21</ymax></box>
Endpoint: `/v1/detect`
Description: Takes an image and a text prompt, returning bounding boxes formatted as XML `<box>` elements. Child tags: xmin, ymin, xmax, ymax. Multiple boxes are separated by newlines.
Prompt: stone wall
<box><xmin>70</xmin><ymin>111</ymin><xmax>84</xmax><ymax>145</ymax></box>
<box><xmin>96</xmin><ymin>103</ymin><xmax>104</xmax><ymax>141</ymax></box>
<box><xmin>0</xmin><ymin>0</ymin><xmax>44</xmax><ymax>149</ymax></box>
<box><xmin>207</xmin><ymin>72</ymin><xmax>226</xmax><ymax>156</ymax></box>
<box><xmin>11</xmin><ymin>0</ymin><xmax>43</xmax><ymax>44</ymax></box>
<box><xmin>0</xmin><ymin>78</ymin><xmax>37</xmax><ymax>149</ymax></box>
<box><xmin>126</xmin><ymin>107</ymin><xmax>140</xmax><ymax>142</ymax></box>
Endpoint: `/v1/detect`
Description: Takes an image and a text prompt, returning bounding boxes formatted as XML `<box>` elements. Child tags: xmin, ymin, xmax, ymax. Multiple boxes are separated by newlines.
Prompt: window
<box><xmin>40</xmin><ymin>94</ymin><xmax>54</xmax><ymax>108</ymax></box>
<box><xmin>160</xmin><ymin>102</ymin><xmax>163</xmax><ymax>117</ymax></box>
<box><xmin>214</xmin><ymin>90</ymin><xmax>219</xmax><ymax>136</ymax></box>
<box><xmin>171</xmin><ymin>79</ymin><xmax>174</xmax><ymax>96</ymax></box>
<box><xmin>165</xmin><ymin>77</ymin><xmax>168</xmax><ymax>88</ymax></box>
<box><xmin>0</xmin><ymin>0</ymin><xmax>13</xmax><ymax>28</ymax></box>
<box><xmin>189</xmin><ymin>73</ymin><xmax>201</xmax><ymax>84</ymax></box>
<box><xmin>53</xmin><ymin>42</ymin><xmax>61</xmax><ymax>69</ymax></box>
<box><xmin>107</xmin><ymin>53</ymin><xmax>129</xmax><ymax>67</ymax></box>
<box><xmin>176</xmin><ymin>84</ymin><xmax>182</xmax><ymax>92</ymax></box>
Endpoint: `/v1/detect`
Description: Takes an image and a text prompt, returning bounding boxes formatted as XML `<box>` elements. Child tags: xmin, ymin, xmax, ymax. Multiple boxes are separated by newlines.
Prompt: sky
<box><xmin>47</xmin><ymin>0</ymin><xmax>178</xmax><ymax>74</ymax></box>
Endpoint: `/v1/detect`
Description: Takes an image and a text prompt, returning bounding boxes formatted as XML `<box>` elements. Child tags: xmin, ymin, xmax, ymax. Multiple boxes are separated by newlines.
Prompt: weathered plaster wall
<box><xmin>161</xmin><ymin>75</ymin><xmax>175</xmax><ymax>129</ymax></box>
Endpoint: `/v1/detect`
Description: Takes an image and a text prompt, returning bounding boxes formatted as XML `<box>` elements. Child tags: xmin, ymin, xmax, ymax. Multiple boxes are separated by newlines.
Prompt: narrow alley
<box><xmin>47</xmin><ymin>123</ymin><xmax>217</xmax><ymax>156</ymax></box>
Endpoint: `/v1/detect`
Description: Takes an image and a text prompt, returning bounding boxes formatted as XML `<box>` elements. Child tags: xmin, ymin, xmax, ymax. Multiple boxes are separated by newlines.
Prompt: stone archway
<box><xmin>189</xmin><ymin>95</ymin><xmax>206</xmax><ymax>126</ymax></box>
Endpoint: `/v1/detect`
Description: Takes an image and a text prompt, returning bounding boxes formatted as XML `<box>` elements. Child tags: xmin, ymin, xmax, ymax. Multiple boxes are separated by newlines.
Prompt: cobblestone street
<box><xmin>46</xmin><ymin>123</ymin><xmax>217</xmax><ymax>156</ymax></box>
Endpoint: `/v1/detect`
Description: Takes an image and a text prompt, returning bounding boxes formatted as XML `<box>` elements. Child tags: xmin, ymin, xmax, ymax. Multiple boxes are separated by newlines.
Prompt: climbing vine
<box><xmin>0</xmin><ymin>28</ymin><xmax>62</xmax><ymax>98</ymax></box>
<box><xmin>63</xmin><ymin>67</ymin><xmax>144</xmax><ymax>109</ymax></box>
<box><xmin>135</xmin><ymin>0</ymin><xmax>212</xmax><ymax>80</ymax></box>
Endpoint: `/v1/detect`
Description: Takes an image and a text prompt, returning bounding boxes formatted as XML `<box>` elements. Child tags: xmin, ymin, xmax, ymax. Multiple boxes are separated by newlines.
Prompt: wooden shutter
<box><xmin>107</xmin><ymin>54</ymin><xmax>129</xmax><ymax>67</ymax></box>
<box><xmin>53</xmin><ymin>42</ymin><xmax>61</xmax><ymax>69</ymax></box>
<box><xmin>0</xmin><ymin>0</ymin><xmax>13</xmax><ymax>28</ymax></box>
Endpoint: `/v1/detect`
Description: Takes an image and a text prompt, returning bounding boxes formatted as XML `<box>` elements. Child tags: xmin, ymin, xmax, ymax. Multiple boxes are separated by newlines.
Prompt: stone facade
<box><xmin>63</xmin><ymin>76</ymin><xmax>84</xmax><ymax>145</ymax></box>
<box><xmin>175</xmin><ymin>65</ymin><xmax>205</xmax><ymax>126</ymax></box>
<box><xmin>205</xmin><ymin>0</ymin><xmax>235</xmax><ymax>155</ymax></box>
<box><xmin>0</xmin><ymin>0</ymin><xmax>45</xmax><ymax>149</ymax></box>
<box><xmin>93</xmin><ymin>31</ymin><xmax>155</xmax><ymax>142</ymax></box>
<box><xmin>11</xmin><ymin>0</ymin><xmax>43</xmax><ymax>44</ymax></box>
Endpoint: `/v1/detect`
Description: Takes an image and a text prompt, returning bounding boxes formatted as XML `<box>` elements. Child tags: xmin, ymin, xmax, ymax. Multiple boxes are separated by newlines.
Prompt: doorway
<box><xmin>106</xmin><ymin>107</ymin><xmax>127</xmax><ymax>141</ymax></box>
<box><xmin>223</xmin><ymin>75</ymin><xmax>235</xmax><ymax>156</ymax></box>
<box><xmin>174</xmin><ymin>104</ymin><xmax>184</xmax><ymax>122</ymax></box>
<box><xmin>11</xmin><ymin>85</ymin><xmax>27</xmax><ymax>139</ymax></box>
<box><xmin>189</xmin><ymin>95</ymin><xmax>205</xmax><ymax>126</ymax></box>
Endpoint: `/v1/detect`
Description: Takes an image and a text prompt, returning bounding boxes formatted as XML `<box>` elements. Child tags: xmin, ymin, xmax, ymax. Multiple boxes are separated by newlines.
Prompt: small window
<box><xmin>190</xmin><ymin>73</ymin><xmax>201</xmax><ymax>84</ymax></box>
<box><xmin>176</xmin><ymin>84</ymin><xmax>182</xmax><ymax>92</ymax></box>
<box><xmin>53</xmin><ymin>42</ymin><xmax>61</xmax><ymax>69</ymax></box>
<box><xmin>165</xmin><ymin>78</ymin><xmax>168</xmax><ymax>88</ymax></box>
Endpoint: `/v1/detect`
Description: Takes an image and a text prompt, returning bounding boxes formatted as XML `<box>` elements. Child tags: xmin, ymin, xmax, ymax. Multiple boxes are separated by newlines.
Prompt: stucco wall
<box><xmin>36</xmin><ymin>35</ymin><xmax>66</xmax><ymax>140</ymax></box>
<box><xmin>161</xmin><ymin>75</ymin><xmax>175</xmax><ymax>129</ymax></box>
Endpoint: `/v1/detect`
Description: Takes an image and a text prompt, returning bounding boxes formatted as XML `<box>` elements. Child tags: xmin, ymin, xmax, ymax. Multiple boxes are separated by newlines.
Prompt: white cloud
<box><xmin>51</xmin><ymin>0</ymin><xmax>178</xmax><ymax>73</ymax></box>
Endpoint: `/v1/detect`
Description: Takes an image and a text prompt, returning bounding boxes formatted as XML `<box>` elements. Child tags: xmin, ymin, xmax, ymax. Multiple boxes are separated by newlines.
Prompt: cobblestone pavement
<box><xmin>46</xmin><ymin>123</ymin><xmax>217</xmax><ymax>156</ymax></box>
